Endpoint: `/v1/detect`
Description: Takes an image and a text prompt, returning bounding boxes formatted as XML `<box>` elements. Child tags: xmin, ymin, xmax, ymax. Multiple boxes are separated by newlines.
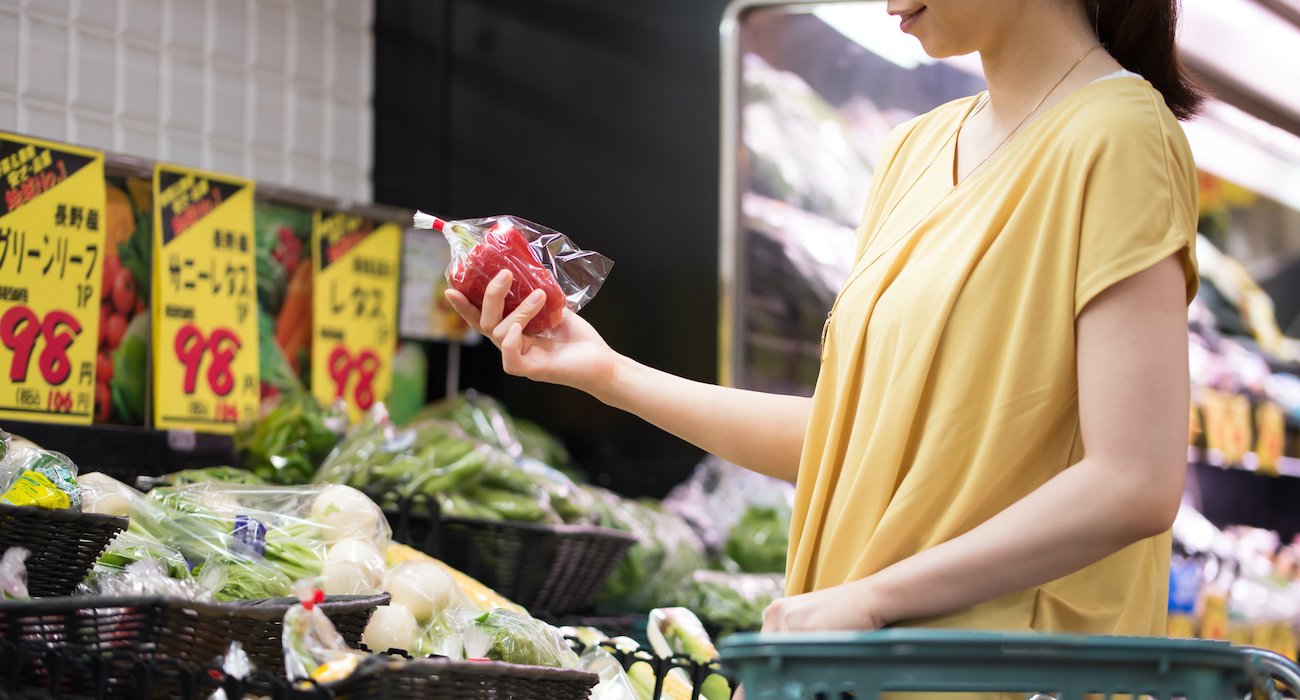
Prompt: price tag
<box><xmin>0</xmin><ymin>133</ymin><xmax>106</xmax><ymax>424</ymax></box>
<box><xmin>311</xmin><ymin>211</ymin><xmax>401</xmax><ymax>422</ymax></box>
<box><xmin>1255</xmin><ymin>401</ymin><xmax>1285</xmax><ymax>476</ymax></box>
<box><xmin>151</xmin><ymin>164</ymin><xmax>259</xmax><ymax>433</ymax></box>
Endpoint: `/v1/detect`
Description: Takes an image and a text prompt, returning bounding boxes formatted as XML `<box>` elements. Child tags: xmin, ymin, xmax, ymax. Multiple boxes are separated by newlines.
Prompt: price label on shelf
<box><xmin>0</xmin><ymin>133</ymin><xmax>106</xmax><ymax>424</ymax></box>
<box><xmin>151</xmin><ymin>164</ymin><xmax>259</xmax><ymax>433</ymax></box>
<box><xmin>1255</xmin><ymin>401</ymin><xmax>1285</xmax><ymax>476</ymax></box>
<box><xmin>311</xmin><ymin>211</ymin><xmax>401</xmax><ymax>422</ymax></box>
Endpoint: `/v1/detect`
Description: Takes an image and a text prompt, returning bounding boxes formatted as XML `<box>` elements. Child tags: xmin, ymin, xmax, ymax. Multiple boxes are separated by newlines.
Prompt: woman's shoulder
<box><xmin>881</xmin><ymin>94</ymin><xmax>983</xmax><ymax>163</ymax></box>
<box><xmin>1049</xmin><ymin>77</ymin><xmax>1190</xmax><ymax>158</ymax></box>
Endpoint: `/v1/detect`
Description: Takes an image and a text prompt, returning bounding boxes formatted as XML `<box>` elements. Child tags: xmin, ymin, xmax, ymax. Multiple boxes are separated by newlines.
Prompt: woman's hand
<box><xmin>761</xmin><ymin>580</ymin><xmax>887</xmax><ymax>633</ymax></box>
<box><xmin>444</xmin><ymin>270</ymin><xmax>619</xmax><ymax>394</ymax></box>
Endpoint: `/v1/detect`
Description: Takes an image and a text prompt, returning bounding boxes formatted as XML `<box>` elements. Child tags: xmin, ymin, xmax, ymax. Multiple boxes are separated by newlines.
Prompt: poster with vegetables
<box><xmin>97</xmin><ymin>176</ymin><xmax>152</xmax><ymax>424</ymax></box>
<box><xmin>151</xmin><ymin>164</ymin><xmax>259</xmax><ymax>433</ymax></box>
<box><xmin>254</xmin><ymin>201</ymin><xmax>313</xmax><ymax>401</ymax></box>
<box><xmin>0</xmin><ymin>133</ymin><xmax>106</xmax><ymax>424</ymax></box>
<box><xmin>310</xmin><ymin>211</ymin><xmax>401</xmax><ymax>423</ymax></box>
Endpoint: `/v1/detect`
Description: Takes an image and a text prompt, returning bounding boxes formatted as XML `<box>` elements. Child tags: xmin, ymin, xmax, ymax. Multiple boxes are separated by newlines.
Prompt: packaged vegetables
<box><xmin>0</xmin><ymin>441</ymin><xmax>83</xmax><ymax>511</ymax></box>
<box><xmin>413</xmin><ymin>211</ymin><xmax>613</xmax><ymax>335</ymax></box>
<box><xmin>235</xmin><ymin>393</ymin><xmax>346</xmax><ymax>484</ymax></box>
<box><xmin>1</xmin><ymin>547</ymin><xmax>29</xmax><ymax>600</ymax></box>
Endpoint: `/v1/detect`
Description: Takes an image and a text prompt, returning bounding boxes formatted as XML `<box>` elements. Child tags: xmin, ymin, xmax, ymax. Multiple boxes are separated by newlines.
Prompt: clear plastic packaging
<box><xmin>668</xmin><ymin>570</ymin><xmax>785</xmax><ymax>638</ymax></box>
<box><xmin>586</xmin><ymin>486</ymin><xmax>707</xmax><ymax>612</ymax></box>
<box><xmin>282</xmin><ymin>584</ymin><xmax>368</xmax><ymax>683</ymax></box>
<box><xmin>413</xmin><ymin>211</ymin><xmax>614</xmax><ymax>335</ymax></box>
<box><xmin>1</xmin><ymin>546</ymin><xmax>30</xmax><ymax>600</ymax></box>
<box><xmin>647</xmin><ymin>608</ymin><xmax>730</xmax><ymax>700</ymax></box>
<box><xmin>460</xmin><ymin>608</ymin><xmax>581</xmax><ymax>668</ymax></box>
<box><xmin>209</xmin><ymin>641</ymin><xmax>252</xmax><ymax>700</ymax></box>
<box><xmin>80</xmin><ymin>474</ymin><xmax>391</xmax><ymax>601</ymax></box>
<box><xmin>0</xmin><ymin>443</ymin><xmax>82</xmax><ymax>511</ymax></box>
<box><xmin>663</xmin><ymin>455</ymin><xmax>794</xmax><ymax>558</ymax></box>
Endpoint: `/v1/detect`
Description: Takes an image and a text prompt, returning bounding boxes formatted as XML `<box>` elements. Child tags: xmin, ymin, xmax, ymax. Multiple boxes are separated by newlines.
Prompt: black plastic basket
<box><xmin>385</xmin><ymin>493</ymin><xmax>636</xmax><ymax>615</ymax></box>
<box><xmin>0</xmin><ymin>594</ymin><xmax>388</xmax><ymax>676</ymax></box>
<box><xmin>0</xmin><ymin>504</ymin><xmax>128</xmax><ymax>597</ymax></box>
<box><xmin>332</xmin><ymin>657</ymin><xmax>599</xmax><ymax>700</ymax></box>
<box><xmin>571</xmin><ymin>638</ymin><xmax>734</xmax><ymax>700</ymax></box>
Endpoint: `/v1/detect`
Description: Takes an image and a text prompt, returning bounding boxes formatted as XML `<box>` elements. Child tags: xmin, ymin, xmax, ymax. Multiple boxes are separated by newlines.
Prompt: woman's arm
<box><xmin>445</xmin><ymin>271</ymin><xmax>811</xmax><ymax>482</ymax></box>
<box><xmin>763</xmin><ymin>254</ymin><xmax>1189</xmax><ymax>630</ymax></box>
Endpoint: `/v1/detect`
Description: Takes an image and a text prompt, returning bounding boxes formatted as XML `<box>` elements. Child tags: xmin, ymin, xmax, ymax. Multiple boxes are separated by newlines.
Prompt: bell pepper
<box><xmin>443</xmin><ymin>221</ymin><xmax>567</xmax><ymax>334</ymax></box>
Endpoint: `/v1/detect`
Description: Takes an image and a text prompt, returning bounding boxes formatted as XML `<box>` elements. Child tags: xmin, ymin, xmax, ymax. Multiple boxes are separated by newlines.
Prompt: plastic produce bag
<box><xmin>1</xmin><ymin>547</ymin><xmax>29</xmax><ymax>600</ymax></box>
<box><xmin>0</xmin><ymin>444</ymin><xmax>82</xmax><ymax>510</ymax></box>
<box><xmin>460</xmin><ymin>608</ymin><xmax>580</xmax><ymax>668</ymax></box>
<box><xmin>210</xmin><ymin>642</ymin><xmax>251</xmax><ymax>700</ymax></box>
<box><xmin>283</xmin><ymin>585</ymin><xmax>368</xmax><ymax>683</ymax></box>
<box><xmin>587</xmin><ymin>486</ymin><xmax>707</xmax><ymax>611</ymax></box>
<box><xmin>235</xmin><ymin>393</ymin><xmax>347</xmax><ymax>484</ymax></box>
<box><xmin>647</xmin><ymin>608</ymin><xmax>730</xmax><ymax>700</ymax></box>
<box><xmin>669</xmin><ymin>570</ymin><xmax>784</xmax><ymax>638</ymax></box>
<box><xmin>414</xmin><ymin>211</ymin><xmax>614</xmax><ymax>335</ymax></box>
<box><xmin>663</xmin><ymin>455</ymin><xmax>794</xmax><ymax>556</ymax></box>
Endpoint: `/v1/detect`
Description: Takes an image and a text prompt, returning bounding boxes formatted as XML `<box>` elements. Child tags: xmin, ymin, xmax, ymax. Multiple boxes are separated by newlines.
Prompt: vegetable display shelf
<box><xmin>0</xmin><ymin>504</ymin><xmax>127</xmax><ymax>597</ymax></box>
<box><xmin>330</xmin><ymin>657</ymin><xmax>599</xmax><ymax>700</ymax></box>
<box><xmin>385</xmin><ymin>493</ymin><xmax>637</xmax><ymax>616</ymax></box>
<box><xmin>0</xmin><ymin>594</ymin><xmax>389</xmax><ymax>678</ymax></box>
<box><xmin>1</xmin><ymin>420</ymin><xmax>236</xmax><ymax>485</ymax></box>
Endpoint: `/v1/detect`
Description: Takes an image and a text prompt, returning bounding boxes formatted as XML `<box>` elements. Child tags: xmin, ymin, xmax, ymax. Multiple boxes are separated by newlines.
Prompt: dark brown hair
<box><xmin>1086</xmin><ymin>0</ymin><xmax>1205</xmax><ymax>120</ymax></box>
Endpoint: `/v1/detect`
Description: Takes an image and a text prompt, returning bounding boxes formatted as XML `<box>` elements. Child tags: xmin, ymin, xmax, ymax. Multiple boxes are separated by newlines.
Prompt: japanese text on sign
<box><xmin>311</xmin><ymin>212</ymin><xmax>401</xmax><ymax>422</ymax></box>
<box><xmin>152</xmin><ymin>164</ymin><xmax>259</xmax><ymax>433</ymax></box>
<box><xmin>0</xmin><ymin>133</ymin><xmax>105</xmax><ymax>424</ymax></box>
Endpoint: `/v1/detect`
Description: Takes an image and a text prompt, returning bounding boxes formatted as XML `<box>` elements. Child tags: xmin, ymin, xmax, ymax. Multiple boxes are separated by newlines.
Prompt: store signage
<box><xmin>151</xmin><ymin>164</ymin><xmax>259</xmax><ymax>433</ymax></box>
<box><xmin>311</xmin><ymin>210</ymin><xmax>401</xmax><ymax>422</ymax></box>
<box><xmin>1254</xmin><ymin>401</ymin><xmax>1285</xmax><ymax>476</ymax></box>
<box><xmin>0</xmin><ymin>133</ymin><xmax>106</xmax><ymax>424</ymax></box>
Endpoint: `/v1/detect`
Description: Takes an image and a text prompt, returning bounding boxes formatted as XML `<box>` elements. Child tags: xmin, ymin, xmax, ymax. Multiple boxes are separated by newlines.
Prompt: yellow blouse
<box><xmin>788</xmin><ymin>76</ymin><xmax>1199</xmax><ymax>635</ymax></box>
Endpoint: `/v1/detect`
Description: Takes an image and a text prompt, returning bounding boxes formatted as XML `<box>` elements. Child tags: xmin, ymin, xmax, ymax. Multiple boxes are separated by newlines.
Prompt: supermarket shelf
<box><xmin>1188</xmin><ymin>446</ymin><xmax>1300</xmax><ymax>479</ymax></box>
<box><xmin>1</xmin><ymin>420</ymin><xmax>234</xmax><ymax>484</ymax></box>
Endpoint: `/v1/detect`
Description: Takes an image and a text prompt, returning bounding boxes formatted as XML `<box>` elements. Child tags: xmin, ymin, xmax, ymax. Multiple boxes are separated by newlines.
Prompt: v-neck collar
<box><xmin>949</xmin><ymin>75</ymin><xmax>1146</xmax><ymax>188</ymax></box>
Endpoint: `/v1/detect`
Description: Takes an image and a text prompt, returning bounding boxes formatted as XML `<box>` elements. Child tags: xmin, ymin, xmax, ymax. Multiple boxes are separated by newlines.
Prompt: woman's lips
<box><xmin>900</xmin><ymin>7</ymin><xmax>926</xmax><ymax>32</ymax></box>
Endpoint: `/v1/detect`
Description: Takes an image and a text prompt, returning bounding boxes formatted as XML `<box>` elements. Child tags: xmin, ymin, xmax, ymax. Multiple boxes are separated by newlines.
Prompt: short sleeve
<box><xmin>1074</xmin><ymin>92</ymin><xmax>1199</xmax><ymax>316</ymax></box>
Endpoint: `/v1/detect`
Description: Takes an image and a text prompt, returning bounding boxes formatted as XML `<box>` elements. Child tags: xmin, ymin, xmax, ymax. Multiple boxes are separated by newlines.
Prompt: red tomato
<box><xmin>101</xmin><ymin>255</ymin><xmax>121</xmax><ymax>302</ymax></box>
<box><xmin>104</xmin><ymin>313</ymin><xmax>127</xmax><ymax>350</ymax></box>
<box><xmin>111</xmin><ymin>267</ymin><xmax>137</xmax><ymax>314</ymax></box>
<box><xmin>99</xmin><ymin>304</ymin><xmax>111</xmax><ymax>348</ymax></box>
<box><xmin>134</xmin><ymin>297</ymin><xmax>146</xmax><ymax>316</ymax></box>
<box><xmin>97</xmin><ymin>351</ymin><xmax>114</xmax><ymax>383</ymax></box>
<box><xmin>95</xmin><ymin>381</ymin><xmax>112</xmax><ymax>423</ymax></box>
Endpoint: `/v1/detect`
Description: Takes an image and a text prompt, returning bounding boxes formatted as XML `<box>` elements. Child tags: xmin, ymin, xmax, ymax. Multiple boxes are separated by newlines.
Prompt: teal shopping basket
<box><xmin>720</xmin><ymin>630</ymin><xmax>1300</xmax><ymax>700</ymax></box>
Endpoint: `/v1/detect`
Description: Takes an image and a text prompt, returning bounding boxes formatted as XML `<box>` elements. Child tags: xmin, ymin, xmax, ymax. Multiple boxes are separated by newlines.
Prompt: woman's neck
<box><xmin>977</xmin><ymin>3</ymin><xmax>1110</xmax><ymax>127</ymax></box>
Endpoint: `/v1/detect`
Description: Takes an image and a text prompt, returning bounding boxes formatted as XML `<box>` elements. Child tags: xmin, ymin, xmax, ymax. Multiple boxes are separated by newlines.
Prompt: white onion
<box><xmin>362</xmin><ymin>604</ymin><xmax>422</xmax><ymax>654</ymax></box>
<box><xmin>382</xmin><ymin>561</ymin><xmax>457</xmax><ymax>621</ymax></box>
<box><xmin>310</xmin><ymin>485</ymin><xmax>382</xmax><ymax>543</ymax></box>
<box><xmin>322</xmin><ymin>538</ymin><xmax>384</xmax><ymax>594</ymax></box>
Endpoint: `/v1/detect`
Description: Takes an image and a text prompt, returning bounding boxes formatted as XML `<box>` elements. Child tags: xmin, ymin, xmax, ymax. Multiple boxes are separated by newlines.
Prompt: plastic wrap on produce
<box><xmin>235</xmin><ymin>392</ymin><xmax>348</xmax><ymax>484</ymax></box>
<box><xmin>664</xmin><ymin>455</ymin><xmax>794</xmax><ymax>559</ymax></box>
<box><xmin>0</xmin><ymin>441</ymin><xmax>82</xmax><ymax>510</ymax></box>
<box><xmin>459</xmin><ymin>608</ymin><xmax>581</xmax><ymax>668</ymax></box>
<box><xmin>0</xmin><ymin>546</ymin><xmax>29</xmax><ymax>600</ymax></box>
<box><xmin>283</xmin><ymin>585</ymin><xmax>368</xmax><ymax>683</ymax></box>
<box><xmin>414</xmin><ymin>211</ymin><xmax>614</xmax><ymax>336</ymax></box>
<box><xmin>79</xmin><ymin>473</ymin><xmax>391</xmax><ymax>601</ymax></box>
<box><xmin>669</xmin><ymin>570</ymin><xmax>785</xmax><ymax>637</ymax></box>
<box><xmin>587</xmin><ymin>486</ymin><xmax>707</xmax><ymax>612</ymax></box>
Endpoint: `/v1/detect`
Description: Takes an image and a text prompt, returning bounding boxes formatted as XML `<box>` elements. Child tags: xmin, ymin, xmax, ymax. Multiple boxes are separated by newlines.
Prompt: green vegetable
<box><xmin>109</xmin><ymin>313</ymin><xmax>150</xmax><ymax>425</ymax></box>
<box><xmin>590</xmin><ymin>487</ymin><xmax>707</xmax><ymax>612</ymax></box>
<box><xmin>668</xmin><ymin>571</ymin><xmax>784</xmax><ymax>638</ymax></box>
<box><xmin>467</xmin><ymin>486</ymin><xmax>550</xmax><ymax>523</ymax></box>
<box><xmin>140</xmin><ymin>466</ymin><xmax>267</xmax><ymax>490</ymax></box>
<box><xmin>472</xmin><ymin>609</ymin><xmax>579</xmax><ymax>668</ymax></box>
<box><xmin>724</xmin><ymin>505</ymin><xmax>790</xmax><ymax>573</ymax></box>
<box><xmin>235</xmin><ymin>393</ymin><xmax>343</xmax><ymax>484</ymax></box>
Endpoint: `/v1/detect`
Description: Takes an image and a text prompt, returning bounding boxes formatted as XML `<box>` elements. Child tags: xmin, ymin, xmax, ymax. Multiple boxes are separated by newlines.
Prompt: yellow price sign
<box><xmin>0</xmin><ymin>133</ymin><xmax>106</xmax><ymax>424</ymax></box>
<box><xmin>311</xmin><ymin>211</ymin><xmax>401</xmax><ymax>422</ymax></box>
<box><xmin>1255</xmin><ymin>401</ymin><xmax>1285</xmax><ymax>476</ymax></box>
<box><xmin>151</xmin><ymin>165</ymin><xmax>259</xmax><ymax>433</ymax></box>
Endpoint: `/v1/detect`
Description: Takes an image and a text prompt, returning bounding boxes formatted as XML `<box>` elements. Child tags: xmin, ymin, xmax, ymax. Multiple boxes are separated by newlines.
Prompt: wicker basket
<box><xmin>0</xmin><ymin>593</ymin><xmax>388</xmax><ymax>676</ymax></box>
<box><xmin>386</xmin><ymin>494</ymin><xmax>636</xmax><ymax>615</ymax></box>
<box><xmin>334</xmin><ymin>657</ymin><xmax>599</xmax><ymax>700</ymax></box>
<box><xmin>0</xmin><ymin>503</ymin><xmax>128</xmax><ymax>597</ymax></box>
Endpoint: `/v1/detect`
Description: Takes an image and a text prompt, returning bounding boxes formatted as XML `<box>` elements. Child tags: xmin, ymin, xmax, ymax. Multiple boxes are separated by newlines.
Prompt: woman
<box><xmin>447</xmin><ymin>0</ymin><xmax>1200</xmax><ymax>638</ymax></box>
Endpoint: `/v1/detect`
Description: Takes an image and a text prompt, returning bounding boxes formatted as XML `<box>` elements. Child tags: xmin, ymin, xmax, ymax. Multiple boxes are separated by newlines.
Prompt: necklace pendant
<box><xmin>820</xmin><ymin>313</ymin><xmax>832</xmax><ymax>356</ymax></box>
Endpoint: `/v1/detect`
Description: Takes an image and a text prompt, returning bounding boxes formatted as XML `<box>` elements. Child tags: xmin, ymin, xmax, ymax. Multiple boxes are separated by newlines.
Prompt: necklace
<box><xmin>819</xmin><ymin>43</ymin><xmax>1101</xmax><ymax>355</ymax></box>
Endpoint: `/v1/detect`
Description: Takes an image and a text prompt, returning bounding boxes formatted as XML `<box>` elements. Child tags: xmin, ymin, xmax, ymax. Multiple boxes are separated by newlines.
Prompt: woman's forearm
<box><xmin>858</xmin><ymin>453</ymin><xmax>1182</xmax><ymax>626</ymax></box>
<box><xmin>592</xmin><ymin>354</ymin><xmax>810</xmax><ymax>482</ymax></box>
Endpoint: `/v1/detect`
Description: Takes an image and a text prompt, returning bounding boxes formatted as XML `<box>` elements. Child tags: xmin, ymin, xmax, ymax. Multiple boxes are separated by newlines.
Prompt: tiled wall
<box><xmin>0</xmin><ymin>0</ymin><xmax>374</xmax><ymax>201</ymax></box>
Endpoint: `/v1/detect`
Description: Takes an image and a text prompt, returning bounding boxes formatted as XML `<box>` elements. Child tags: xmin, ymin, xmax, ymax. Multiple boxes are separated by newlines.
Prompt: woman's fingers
<box><xmin>443</xmin><ymin>289</ymin><xmax>484</xmax><ymax>334</ymax></box>
<box><xmin>479</xmin><ymin>270</ymin><xmax>513</xmax><ymax>332</ymax></box>
<box><xmin>492</xmin><ymin>289</ymin><xmax>546</xmax><ymax>345</ymax></box>
<box><xmin>500</xmin><ymin>323</ymin><xmax>527</xmax><ymax>377</ymax></box>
